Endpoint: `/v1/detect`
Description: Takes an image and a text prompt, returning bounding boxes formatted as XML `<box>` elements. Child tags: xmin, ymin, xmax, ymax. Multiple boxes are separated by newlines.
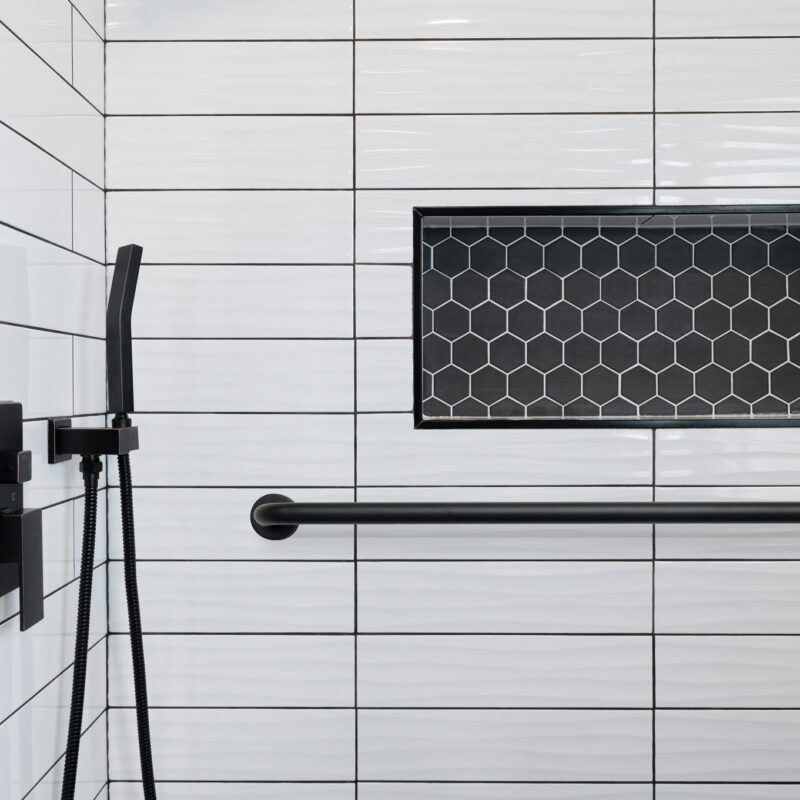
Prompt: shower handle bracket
<box><xmin>47</xmin><ymin>417</ymin><xmax>139</xmax><ymax>462</ymax></box>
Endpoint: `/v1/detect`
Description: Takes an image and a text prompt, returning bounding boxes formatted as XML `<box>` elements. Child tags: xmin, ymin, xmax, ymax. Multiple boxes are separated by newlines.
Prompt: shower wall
<box><xmin>0</xmin><ymin>2</ymin><xmax>107</xmax><ymax>799</ymax></box>
<box><xmin>104</xmin><ymin>1</ymin><xmax>800</xmax><ymax>799</ymax></box>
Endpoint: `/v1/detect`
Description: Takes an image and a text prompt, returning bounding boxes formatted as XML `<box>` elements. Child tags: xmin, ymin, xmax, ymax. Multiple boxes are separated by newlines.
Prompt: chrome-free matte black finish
<box><xmin>251</xmin><ymin>495</ymin><xmax>800</xmax><ymax>539</ymax></box>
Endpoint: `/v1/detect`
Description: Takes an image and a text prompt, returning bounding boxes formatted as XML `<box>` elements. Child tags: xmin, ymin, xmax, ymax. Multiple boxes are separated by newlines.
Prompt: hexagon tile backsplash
<box><xmin>417</xmin><ymin>208</ymin><xmax>800</xmax><ymax>424</ymax></box>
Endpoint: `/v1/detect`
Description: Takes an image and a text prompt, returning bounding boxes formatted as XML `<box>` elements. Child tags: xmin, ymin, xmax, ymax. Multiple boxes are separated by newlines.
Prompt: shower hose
<box><xmin>60</xmin><ymin>441</ymin><xmax>157</xmax><ymax>799</ymax></box>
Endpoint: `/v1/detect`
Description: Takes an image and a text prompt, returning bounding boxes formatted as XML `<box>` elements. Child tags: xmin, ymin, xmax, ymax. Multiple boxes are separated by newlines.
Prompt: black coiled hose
<box><xmin>60</xmin><ymin>455</ymin><xmax>101</xmax><ymax>800</ymax></box>
<box><xmin>60</xmin><ymin>448</ymin><xmax>157</xmax><ymax>800</ymax></box>
<box><xmin>118</xmin><ymin>451</ymin><xmax>157</xmax><ymax>799</ymax></box>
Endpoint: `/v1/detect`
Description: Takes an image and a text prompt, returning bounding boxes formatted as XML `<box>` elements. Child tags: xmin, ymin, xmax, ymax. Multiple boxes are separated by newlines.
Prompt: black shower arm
<box><xmin>250</xmin><ymin>494</ymin><xmax>800</xmax><ymax>540</ymax></box>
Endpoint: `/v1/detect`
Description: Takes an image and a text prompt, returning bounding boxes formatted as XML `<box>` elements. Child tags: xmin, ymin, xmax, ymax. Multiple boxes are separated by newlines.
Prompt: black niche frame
<box><xmin>412</xmin><ymin>204</ymin><xmax>800</xmax><ymax>430</ymax></box>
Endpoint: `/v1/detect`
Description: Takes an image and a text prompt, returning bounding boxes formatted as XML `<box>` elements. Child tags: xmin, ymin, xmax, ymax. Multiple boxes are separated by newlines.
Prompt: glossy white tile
<box><xmin>107</xmin><ymin>42</ymin><xmax>352</xmax><ymax>114</ymax></box>
<box><xmin>109</xmin><ymin>561</ymin><xmax>354</xmax><ymax>633</ymax></box>
<box><xmin>658</xmin><ymin>40</ymin><xmax>800</xmax><ymax>112</ymax></box>
<box><xmin>0</xmin><ymin>324</ymin><xmax>72</xmax><ymax>419</ymax></box>
<box><xmin>71</xmin><ymin>0</ymin><xmax>103</xmax><ymax>35</ymax></box>
<box><xmin>356</xmin><ymin>115</ymin><xmax>653</xmax><ymax>188</ymax></box>
<box><xmin>133</xmin><ymin>265</ymin><xmax>353</xmax><ymax>338</ymax></box>
<box><xmin>107</xmin><ymin>116</ymin><xmax>353</xmax><ymax>189</ymax></box>
<box><xmin>0</xmin><ymin>125</ymin><xmax>71</xmax><ymax>247</ymax></box>
<box><xmin>358</xmin><ymin>709</ymin><xmax>651</xmax><ymax>780</ymax></box>
<box><xmin>657</xmin><ymin>114</ymin><xmax>800</xmax><ymax>188</ymax></box>
<box><xmin>356</xmin><ymin>189</ymin><xmax>653</xmax><ymax>263</ymax></box>
<box><xmin>110</xmin><ymin>634</ymin><xmax>354</xmax><ymax>707</ymax></box>
<box><xmin>656</xmin><ymin>187</ymin><xmax>800</xmax><ymax>206</ymax></box>
<box><xmin>40</xmin><ymin>501</ymin><xmax>73</xmax><ymax>596</ymax></box>
<box><xmin>656</xmin><ymin>787</ymin><xmax>800</xmax><ymax>800</ymax></box>
<box><xmin>71</xmin><ymin>10</ymin><xmax>103</xmax><ymax>111</ymax></box>
<box><xmin>73</xmin><ymin>336</ymin><xmax>106</xmax><ymax>416</ymax></box>
<box><xmin>658</xmin><ymin>636</ymin><xmax>800</xmax><ymax>708</ymax></box>
<box><xmin>131</xmin><ymin>413</ymin><xmax>354</xmax><ymax>486</ymax></box>
<box><xmin>0</xmin><ymin>642</ymin><xmax>105</xmax><ymax>799</ymax></box>
<box><xmin>0</xmin><ymin>24</ymin><xmax>103</xmax><ymax>184</ymax></box>
<box><xmin>0</xmin><ymin>0</ymin><xmax>71</xmax><ymax>78</ymax></box>
<box><xmin>107</xmin><ymin>487</ymin><xmax>354</xmax><ymax>560</ymax></box>
<box><xmin>359</xmin><ymin>787</ymin><xmax>651</xmax><ymax>800</ymax></box>
<box><xmin>656</xmin><ymin>562</ymin><xmax>800</xmax><ymax>633</ymax></box>
<box><xmin>357</xmin><ymin>413</ymin><xmax>651</xmax><ymax>485</ymax></box>
<box><xmin>109</xmin><ymin>708</ymin><xmax>355</xmax><ymax>780</ymax></box>
<box><xmin>356</xmin><ymin>265</ymin><xmax>412</xmax><ymax>336</ymax></box>
<box><xmin>357</xmin><ymin>41</ymin><xmax>651</xmax><ymax>113</ymax></box>
<box><xmin>72</xmin><ymin>176</ymin><xmax>105</xmax><ymax>263</ymax></box>
<box><xmin>0</xmin><ymin>226</ymin><xmax>105</xmax><ymax>335</ymax></box>
<box><xmin>657</xmin><ymin>0</ymin><xmax>800</xmax><ymax>35</ymax></box>
<box><xmin>111</xmin><ymin>786</ymin><xmax>355</xmax><ymax>800</ymax></box>
<box><xmin>656</xmin><ymin>428</ymin><xmax>800</xmax><ymax>485</ymax></box>
<box><xmin>107</xmin><ymin>0</ymin><xmax>352</xmax><ymax>39</ymax></box>
<box><xmin>357</xmin><ymin>339</ymin><xmax>413</xmax><ymax>411</ymax></box>
<box><xmin>358</xmin><ymin>561</ymin><xmax>652</xmax><ymax>632</ymax></box>
<box><xmin>356</xmin><ymin>0</ymin><xmax>652</xmax><ymax>38</ymax></box>
<box><xmin>657</xmin><ymin>710</ymin><xmax>800</xmax><ymax>781</ymax></box>
<box><xmin>357</xmin><ymin>487</ymin><xmax>653</xmax><ymax>559</ymax></box>
<box><xmin>107</xmin><ymin>191</ymin><xmax>353</xmax><ymax>264</ymax></box>
<box><xmin>655</xmin><ymin>487</ymin><xmax>800</xmax><ymax>559</ymax></box>
<box><xmin>134</xmin><ymin>339</ymin><xmax>354</xmax><ymax>412</ymax></box>
<box><xmin>358</xmin><ymin>635</ymin><xmax>651</xmax><ymax>707</ymax></box>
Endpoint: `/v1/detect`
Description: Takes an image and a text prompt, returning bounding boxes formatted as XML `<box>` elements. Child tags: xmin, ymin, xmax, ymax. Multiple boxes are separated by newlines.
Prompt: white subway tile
<box><xmin>40</xmin><ymin>500</ymin><xmax>73</xmax><ymax>595</ymax></box>
<box><xmin>658</xmin><ymin>710</ymin><xmax>800</xmax><ymax>781</ymax></box>
<box><xmin>657</xmin><ymin>114</ymin><xmax>800</xmax><ymax>187</ymax></box>
<box><xmin>358</xmin><ymin>561</ymin><xmax>652</xmax><ymax>632</ymax></box>
<box><xmin>657</xmin><ymin>0</ymin><xmax>800</xmax><ymax>35</ymax></box>
<box><xmin>358</xmin><ymin>709</ymin><xmax>651</xmax><ymax>780</ymax></box>
<box><xmin>655</xmin><ymin>487</ymin><xmax>800</xmax><ymax>559</ymax></box>
<box><xmin>658</xmin><ymin>636</ymin><xmax>800</xmax><ymax>707</ymax></box>
<box><xmin>0</xmin><ymin>126</ymin><xmax>71</xmax><ymax>247</ymax></box>
<box><xmin>107</xmin><ymin>487</ymin><xmax>354</xmax><ymax>561</ymax></box>
<box><xmin>109</xmin><ymin>561</ymin><xmax>354</xmax><ymax>633</ymax></box>
<box><xmin>357</xmin><ymin>487</ymin><xmax>653</xmax><ymax>559</ymax></box>
<box><xmin>0</xmin><ymin>0</ymin><xmax>71</xmax><ymax>78</ymax></box>
<box><xmin>131</xmin><ymin>413</ymin><xmax>354</xmax><ymax>486</ymax></box>
<box><xmin>360</xmin><ymin>787</ymin><xmax>651</xmax><ymax>800</ymax></box>
<box><xmin>356</xmin><ymin>265</ymin><xmax>412</xmax><ymax>336</ymax></box>
<box><xmin>111</xmin><ymin>787</ymin><xmax>354</xmax><ymax>800</ymax></box>
<box><xmin>656</xmin><ymin>187</ymin><xmax>800</xmax><ymax>206</ymax></box>
<box><xmin>107</xmin><ymin>0</ymin><xmax>352</xmax><ymax>40</ymax></box>
<box><xmin>0</xmin><ymin>24</ymin><xmax>103</xmax><ymax>184</ymax></box>
<box><xmin>107</xmin><ymin>116</ymin><xmax>353</xmax><ymax>190</ymax></box>
<box><xmin>356</xmin><ymin>189</ymin><xmax>653</xmax><ymax>263</ymax></box>
<box><xmin>357</xmin><ymin>41</ymin><xmax>651</xmax><ymax>113</ymax></box>
<box><xmin>656</xmin><ymin>428</ymin><xmax>800</xmax><ymax>485</ymax></box>
<box><xmin>0</xmin><ymin>642</ymin><xmax>105</xmax><ymax>798</ymax></box>
<box><xmin>109</xmin><ymin>708</ymin><xmax>355</xmax><ymax>780</ymax></box>
<box><xmin>357</xmin><ymin>339</ymin><xmax>412</xmax><ymax>411</ymax></box>
<box><xmin>109</xmin><ymin>634</ymin><xmax>354</xmax><ymax>707</ymax></box>
<box><xmin>134</xmin><ymin>339</ymin><xmax>354</xmax><ymax>412</ymax></box>
<box><xmin>358</xmin><ymin>413</ymin><xmax>651</xmax><ymax>485</ymax></box>
<box><xmin>107</xmin><ymin>191</ymin><xmax>353</xmax><ymax>264</ymax></box>
<box><xmin>0</xmin><ymin>324</ymin><xmax>72</xmax><ymax>419</ymax></box>
<box><xmin>356</xmin><ymin>115</ymin><xmax>653</xmax><ymax>188</ymax></box>
<box><xmin>71</xmin><ymin>11</ymin><xmax>103</xmax><ymax>111</ymax></box>
<box><xmin>0</xmin><ymin>226</ymin><xmax>105</xmax><ymax>335</ymax></box>
<box><xmin>656</xmin><ymin>787</ymin><xmax>800</xmax><ymax>800</ymax></box>
<box><xmin>71</xmin><ymin>0</ymin><xmax>103</xmax><ymax>36</ymax></box>
<box><xmin>359</xmin><ymin>635</ymin><xmax>651</xmax><ymax>707</ymax></box>
<box><xmin>73</xmin><ymin>176</ymin><xmax>105</xmax><ymax>262</ymax></box>
<box><xmin>107</xmin><ymin>42</ymin><xmax>352</xmax><ymax>114</ymax></box>
<box><xmin>356</xmin><ymin>0</ymin><xmax>652</xmax><ymax>38</ymax></box>
<box><xmin>73</xmin><ymin>335</ymin><xmax>106</xmax><ymax>416</ymax></box>
<box><xmin>656</xmin><ymin>562</ymin><xmax>800</xmax><ymax>633</ymax></box>
<box><xmin>133</xmin><ymin>265</ymin><xmax>353</xmax><ymax>338</ymax></box>
<box><xmin>0</xmin><ymin>570</ymin><xmax>105</xmax><ymax>720</ymax></box>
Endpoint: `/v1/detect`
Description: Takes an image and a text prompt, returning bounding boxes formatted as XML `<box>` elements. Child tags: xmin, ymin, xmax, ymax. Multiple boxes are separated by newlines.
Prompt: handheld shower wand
<box><xmin>51</xmin><ymin>244</ymin><xmax>157</xmax><ymax>800</ymax></box>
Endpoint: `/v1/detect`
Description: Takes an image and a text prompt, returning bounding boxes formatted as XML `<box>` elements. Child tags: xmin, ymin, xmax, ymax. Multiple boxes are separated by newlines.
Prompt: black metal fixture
<box><xmin>0</xmin><ymin>401</ymin><xmax>43</xmax><ymax>630</ymax></box>
<box><xmin>251</xmin><ymin>494</ymin><xmax>800</xmax><ymax>540</ymax></box>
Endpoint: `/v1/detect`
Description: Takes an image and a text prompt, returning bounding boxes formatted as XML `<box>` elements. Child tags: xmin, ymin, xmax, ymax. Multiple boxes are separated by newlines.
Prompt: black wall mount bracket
<box><xmin>0</xmin><ymin>402</ymin><xmax>44</xmax><ymax>631</ymax></box>
<box><xmin>48</xmin><ymin>416</ymin><xmax>139</xmax><ymax>462</ymax></box>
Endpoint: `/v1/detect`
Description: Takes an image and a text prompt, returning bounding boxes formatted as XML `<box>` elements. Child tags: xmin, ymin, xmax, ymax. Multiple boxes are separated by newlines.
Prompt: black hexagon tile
<box><xmin>415</xmin><ymin>208</ymin><xmax>800</xmax><ymax>424</ymax></box>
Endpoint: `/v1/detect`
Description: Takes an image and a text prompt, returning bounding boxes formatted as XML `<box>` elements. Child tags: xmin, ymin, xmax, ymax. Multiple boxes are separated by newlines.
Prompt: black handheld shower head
<box><xmin>107</xmin><ymin>244</ymin><xmax>142</xmax><ymax>416</ymax></box>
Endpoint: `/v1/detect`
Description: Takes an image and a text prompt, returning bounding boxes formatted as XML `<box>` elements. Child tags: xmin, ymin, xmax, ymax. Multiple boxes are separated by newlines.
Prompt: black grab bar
<box><xmin>250</xmin><ymin>493</ymin><xmax>800</xmax><ymax>540</ymax></box>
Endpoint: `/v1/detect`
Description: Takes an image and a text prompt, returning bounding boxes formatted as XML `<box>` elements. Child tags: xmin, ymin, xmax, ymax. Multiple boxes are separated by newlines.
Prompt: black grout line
<box><xmin>103</xmin><ymin>35</ymin><xmax>800</xmax><ymax>42</ymax></box>
<box><xmin>0</xmin><ymin>218</ymin><xmax>106</xmax><ymax>265</ymax></box>
<box><xmin>104</xmin><ymin>110</ymin><xmax>800</xmax><ymax>117</ymax></box>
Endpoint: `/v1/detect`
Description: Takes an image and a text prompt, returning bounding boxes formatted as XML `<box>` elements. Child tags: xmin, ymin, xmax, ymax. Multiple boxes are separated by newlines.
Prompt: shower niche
<box><xmin>414</xmin><ymin>206</ymin><xmax>800</xmax><ymax>427</ymax></box>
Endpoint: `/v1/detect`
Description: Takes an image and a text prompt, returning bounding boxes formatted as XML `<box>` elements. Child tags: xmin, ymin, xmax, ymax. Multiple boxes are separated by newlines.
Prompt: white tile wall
<box><xmin>94</xmin><ymin>0</ymin><xmax>800</xmax><ymax>797</ymax></box>
<box><xmin>0</xmin><ymin>2</ymin><xmax>106</xmax><ymax>797</ymax></box>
